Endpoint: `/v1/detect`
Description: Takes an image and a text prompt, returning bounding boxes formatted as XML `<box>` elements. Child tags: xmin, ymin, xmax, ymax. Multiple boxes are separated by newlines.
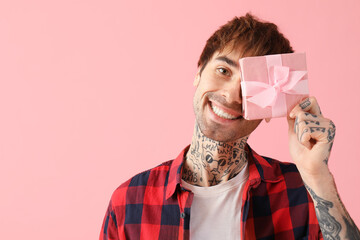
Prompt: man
<box><xmin>100</xmin><ymin>13</ymin><xmax>360</xmax><ymax>239</ymax></box>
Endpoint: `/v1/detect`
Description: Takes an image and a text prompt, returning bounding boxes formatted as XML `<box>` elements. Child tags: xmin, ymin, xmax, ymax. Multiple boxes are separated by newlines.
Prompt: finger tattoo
<box><xmin>327</xmin><ymin>128</ymin><xmax>336</xmax><ymax>142</ymax></box>
<box><xmin>294</xmin><ymin>116</ymin><xmax>299</xmax><ymax>133</ymax></box>
<box><xmin>305</xmin><ymin>120</ymin><xmax>320</xmax><ymax>125</ymax></box>
<box><xmin>300</xmin><ymin>128</ymin><xmax>309</xmax><ymax>142</ymax></box>
<box><xmin>304</xmin><ymin>112</ymin><xmax>317</xmax><ymax>118</ymax></box>
<box><xmin>300</xmin><ymin>99</ymin><xmax>311</xmax><ymax>109</ymax></box>
<box><xmin>310</xmin><ymin>127</ymin><xmax>326</xmax><ymax>133</ymax></box>
<box><xmin>329</xmin><ymin>120</ymin><xmax>335</xmax><ymax>129</ymax></box>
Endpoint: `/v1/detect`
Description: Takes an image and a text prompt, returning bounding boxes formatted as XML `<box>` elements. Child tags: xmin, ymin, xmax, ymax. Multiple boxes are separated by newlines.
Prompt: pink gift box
<box><xmin>239</xmin><ymin>52</ymin><xmax>309</xmax><ymax>120</ymax></box>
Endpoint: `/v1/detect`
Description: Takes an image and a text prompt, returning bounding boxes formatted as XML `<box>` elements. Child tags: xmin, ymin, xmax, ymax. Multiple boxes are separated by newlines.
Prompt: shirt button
<box><xmin>180</xmin><ymin>212</ymin><xmax>186</xmax><ymax>219</ymax></box>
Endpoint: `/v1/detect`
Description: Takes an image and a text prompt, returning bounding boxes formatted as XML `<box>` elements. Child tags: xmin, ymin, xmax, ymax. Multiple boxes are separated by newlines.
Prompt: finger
<box><xmin>296</xmin><ymin>121</ymin><xmax>326</xmax><ymax>150</ymax></box>
<box><xmin>327</xmin><ymin>121</ymin><xmax>336</xmax><ymax>143</ymax></box>
<box><xmin>296</xmin><ymin>111</ymin><xmax>322</xmax><ymax>124</ymax></box>
<box><xmin>294</xmin><ymin>117</ymin><xmax>310</xmax><ymax>145</ymax></box>
<box><xmin>296</xmin><ymin>120</ymin><xmax>336</xmax><ymax>149</ymax></box>
<box><xmin>296</xmin><ymin>123</ymin><xmax>311</xmax><ymax>149</ymax></box>
<box><xmin>326</xmin><ymin>121</ymin><xmax>336</xmax><ymax>154</ymax></box>
<box><xmin>290</xmin><ymin>111</ymin><xmax>321</xmax><ymax>133</ymax></box>
<box><xmin>289</xmin><ymin>97</ymin><xmax>311</xmax><ymax>119</ymax></box>
<box><xmin>305</xmin><ymin>120</ymin><xmax>336</xmax><ymax>143</ymax></box>
<box><xmin>289</xmin><ymin>97</ymin><xmax>322</xmax><ymax>118</ymax></box>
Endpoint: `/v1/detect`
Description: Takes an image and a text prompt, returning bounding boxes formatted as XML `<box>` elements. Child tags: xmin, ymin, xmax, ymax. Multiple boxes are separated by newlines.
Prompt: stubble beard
<box><xmin>193</xmin><ymin>94</ymin><xmax>262</xmax><ymax>143</ymax></box>
<box><xmin>193</xmin><ymin>98</ymin><xmax>242</xmax><ymax>143</ymax></box>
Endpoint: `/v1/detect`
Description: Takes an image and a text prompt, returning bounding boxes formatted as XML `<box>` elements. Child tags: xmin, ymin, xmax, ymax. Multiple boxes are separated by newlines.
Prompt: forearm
<box><xmin>302</xmin><ymin>171</ymin><xmax>360</xmax><ymax>240</ymax></box>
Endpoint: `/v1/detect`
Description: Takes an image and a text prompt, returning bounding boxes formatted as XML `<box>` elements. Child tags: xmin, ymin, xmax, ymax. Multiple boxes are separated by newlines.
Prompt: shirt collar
<box><xmin>165</xmin><ymin>144</ymin><xmax>284</xmax><ymax>199</ymax></box>
<box><xmin>246</xmin><ymin>145</ymin><xmax>284</xmax><ymax>187</ymax></box>
<box><xmin>166</xmin><ymin>145</ymin><xmax>189</xmax><ymax>200</ymax></box>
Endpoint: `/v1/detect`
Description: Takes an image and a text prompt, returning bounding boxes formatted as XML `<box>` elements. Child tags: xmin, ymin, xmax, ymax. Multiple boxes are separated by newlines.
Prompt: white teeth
<box><xmin>211</xmin><ymin>104</ymin><xmax>237</xmax><ymax>120</ymax></box>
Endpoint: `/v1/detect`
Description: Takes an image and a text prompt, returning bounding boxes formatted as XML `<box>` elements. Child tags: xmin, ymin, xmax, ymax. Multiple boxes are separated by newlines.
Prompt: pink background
<box><xmin>1</xmin><ymin>0</ymin><xmax>359</xmax><ymax>239</ymax></box>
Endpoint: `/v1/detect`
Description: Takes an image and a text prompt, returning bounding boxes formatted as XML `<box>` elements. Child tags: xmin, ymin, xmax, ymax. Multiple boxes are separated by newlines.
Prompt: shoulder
<box><xmin>110</xmin><ymin>159</ymin><xmax>174</xmax><ymax>205</ymax></box>
<box><xmin>249</xmin><ymin>146</ymin><xmax>302</xmax><ymax>183</ymax></box>
<box><xmin>260</xmin><ymin>155</ymin><xmax>310</xmax><ymax>201</ymax></box>
<box><xmin>263</xmin><ymin>155</ymin><xmax>305</xmax><ymax>183</ymax></box>
<box><xmin>262</xmin><ymin>156</ymin><xmax>300</xmax><ymax>175</ymax></box>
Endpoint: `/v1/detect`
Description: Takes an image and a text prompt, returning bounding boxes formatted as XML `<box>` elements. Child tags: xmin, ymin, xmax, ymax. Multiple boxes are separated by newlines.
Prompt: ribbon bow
<box><xmin>241</xmin><ymin>65</ymin><xmax>308</xmax><ymax>117</ymax></box>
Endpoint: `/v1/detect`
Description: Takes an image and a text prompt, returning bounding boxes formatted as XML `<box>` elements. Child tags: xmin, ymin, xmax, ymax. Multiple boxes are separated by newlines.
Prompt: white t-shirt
<box><xmin>181</xmin><ymin>163</ymin><xmax>249</xmax><ymax>240</ymax></box>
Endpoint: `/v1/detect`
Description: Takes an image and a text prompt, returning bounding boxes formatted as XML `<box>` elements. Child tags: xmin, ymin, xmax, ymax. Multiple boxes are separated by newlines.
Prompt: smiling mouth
<box><xmin>210</xmin><ymin>102</ymin><xmax>242</xmax><ymax>120</ymax></box>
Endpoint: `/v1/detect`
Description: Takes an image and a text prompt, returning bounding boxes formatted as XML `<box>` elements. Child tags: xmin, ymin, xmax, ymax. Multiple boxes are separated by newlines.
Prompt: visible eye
<box><xmin>217</xmin><ymin>67</ymin><xmax>230</xmax><ymax>76</ymax></box>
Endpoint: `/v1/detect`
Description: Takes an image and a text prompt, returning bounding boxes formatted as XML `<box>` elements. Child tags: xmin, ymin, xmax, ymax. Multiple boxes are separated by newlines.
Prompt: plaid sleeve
<box><xmin>99</xmin><ymin>200</ymin><xmax>119</xmax><ymax>240</ymax></box>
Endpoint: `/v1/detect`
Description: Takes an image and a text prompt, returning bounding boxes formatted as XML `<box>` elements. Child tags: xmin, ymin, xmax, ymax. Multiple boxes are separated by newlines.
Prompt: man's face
<box><xmin>193</xmin><ymin>46</ymin><xmax>262</xmax><ymax>142</ymax></box>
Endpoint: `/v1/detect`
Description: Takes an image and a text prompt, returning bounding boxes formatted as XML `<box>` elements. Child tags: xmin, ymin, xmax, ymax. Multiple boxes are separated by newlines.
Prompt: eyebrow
<box><xmin>214</xmin><ymin>56</ymin><xmax>239</xmax><ymax>68</ymax></box>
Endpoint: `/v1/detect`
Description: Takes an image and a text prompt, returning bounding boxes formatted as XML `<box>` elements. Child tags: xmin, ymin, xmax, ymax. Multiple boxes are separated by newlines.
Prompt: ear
<box><xmin>193</xmin><ymin>69</ymin><xmax>201</xmax><ymax>87</ymax></box>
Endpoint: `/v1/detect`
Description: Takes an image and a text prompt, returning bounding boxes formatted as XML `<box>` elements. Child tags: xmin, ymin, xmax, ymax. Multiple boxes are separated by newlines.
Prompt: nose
<box><xmin>220</xmin><ymin>76</ymin><xmax>242</xmax><ymax>105</ymax></box>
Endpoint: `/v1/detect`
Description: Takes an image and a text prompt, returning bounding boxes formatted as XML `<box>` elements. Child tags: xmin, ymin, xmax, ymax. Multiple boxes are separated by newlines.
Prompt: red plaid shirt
<box><xmin>100</xmin><ymin>145</ymin><xmax>323</xmax><ymax>240</ymax></box>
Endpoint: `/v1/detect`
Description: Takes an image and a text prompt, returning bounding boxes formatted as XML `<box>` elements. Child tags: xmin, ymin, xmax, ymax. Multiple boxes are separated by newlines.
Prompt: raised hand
<box><xmin>288</xmin><ymin>97</ymin><xmax>335</xmax><ymax>178</ymax></box>
<box><xmin>288</xmin><ymin>97</ymin><xmax>360</xmax><ymax>240</ymax></box>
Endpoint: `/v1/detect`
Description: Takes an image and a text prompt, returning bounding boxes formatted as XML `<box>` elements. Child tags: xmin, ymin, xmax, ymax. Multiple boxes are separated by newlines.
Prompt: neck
<box><xmin>182</xmin><ymin>123</ymin><xmax>249</xmax><ymax>187</ymax></box>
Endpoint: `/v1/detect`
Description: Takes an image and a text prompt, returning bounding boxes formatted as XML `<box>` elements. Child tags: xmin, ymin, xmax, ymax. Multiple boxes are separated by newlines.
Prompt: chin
<box><xmin>198</xmin><ymin>124</ymin><xmax>245</xmax><ymax>142</ymax></box>
<box><xmin>209</xmin><ymin>133</ymin><xmax>245</xmax><ymax>142</ymax></box>
<box><xmin>196</xmin><ymin>117</ymin><xmax>262</xmax><ymax>143</ymax></box>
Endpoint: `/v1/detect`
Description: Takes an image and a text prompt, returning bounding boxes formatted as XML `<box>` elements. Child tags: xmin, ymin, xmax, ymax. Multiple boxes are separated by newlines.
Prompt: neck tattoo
<box><xmin>182</xmin><ymin>124</ymin><xmax>249</xmax><ymax>187</ymax></box>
